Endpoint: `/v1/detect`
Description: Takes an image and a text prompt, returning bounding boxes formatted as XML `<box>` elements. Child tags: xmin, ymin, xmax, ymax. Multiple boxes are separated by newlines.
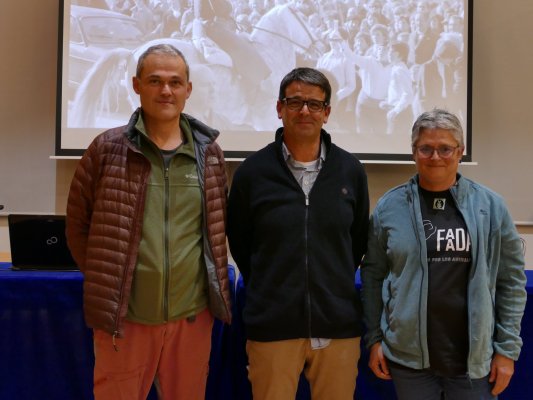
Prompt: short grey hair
<box><xmin>136</xmin><ymin>43</ymin><xmax>189</xmax><ymax>80</ymax></box>
<box><xmin>411</xmin><ymin>108</ymin><xmax>464</xmax><ymax>148</ymax></box>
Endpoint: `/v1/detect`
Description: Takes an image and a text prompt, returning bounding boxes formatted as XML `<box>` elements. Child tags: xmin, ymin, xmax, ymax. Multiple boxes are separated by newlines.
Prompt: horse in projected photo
<box><xmin>68</xmin><ymin>38</ymin><xmax>242</xmax><ymax>129</ymax></box>
<box><xmin>250</xmin><ymin>3</ymin><xmax>322</xmax><ymax>89</ymax></box>
<box><xmin>68</xmin><ymin>4</ymin><xmax>322</xmax><ymax>132</ymax></box>
<box><xmin>69</xmin><ymin>37</ymin><xmax>276</xmax><ymax>130</ymax></box>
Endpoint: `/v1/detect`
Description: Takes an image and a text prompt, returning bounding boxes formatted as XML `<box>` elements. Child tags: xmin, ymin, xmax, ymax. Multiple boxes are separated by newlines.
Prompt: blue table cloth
<box><xmin>0</xmin><ymin>263</ymin><xmax>92</xmax><ymax>399</ymax></box>
<box><xmin>0</xmin><ymin>262</ymin><xmax>237</xmax><ymax>400</ymax></box>
<box><xmin>232</xmin><ymin>270</ymin><xmax>533</xmax><ymax>400</ymax></box>
<box><xmin>0</xmin><ymin>262</ymin><xmax>531</xmax><ymax>399</ymax></box>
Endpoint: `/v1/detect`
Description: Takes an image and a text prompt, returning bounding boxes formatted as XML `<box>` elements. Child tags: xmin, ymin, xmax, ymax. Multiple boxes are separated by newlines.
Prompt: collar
<box><xmin>281</xmin><ymin>140</ymin><xmax>326</xmax><ymax>168</ymax></box>
<box><xmin>135</xmin><ymin>111</ymin><xmax>196</xmax><ymax>159</ymax></box>
<box><xmin>275</xmin><ymin>127</ymin><xmax>332</xmax><ymax>152</ymax></box>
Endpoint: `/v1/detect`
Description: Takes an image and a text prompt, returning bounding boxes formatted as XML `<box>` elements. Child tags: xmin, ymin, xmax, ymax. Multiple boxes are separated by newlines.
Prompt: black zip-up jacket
<box><xmin>227</xmin><ymin>129</ymin><xmax>369</xmax><ymax>341</ymax></box>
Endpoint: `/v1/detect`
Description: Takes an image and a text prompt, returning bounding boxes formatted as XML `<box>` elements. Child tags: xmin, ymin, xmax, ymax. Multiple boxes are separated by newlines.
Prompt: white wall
<box><xmin>1</xmin><ymin>0</ymin><xmax>532</xmax><ymax>268</ymax></box>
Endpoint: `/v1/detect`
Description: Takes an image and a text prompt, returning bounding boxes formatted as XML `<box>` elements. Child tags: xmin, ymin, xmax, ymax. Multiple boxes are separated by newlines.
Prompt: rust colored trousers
<box><xmin>93</xmin><ymin>308</ymin><xmax>213</xmax><ymax>400</ymax></box>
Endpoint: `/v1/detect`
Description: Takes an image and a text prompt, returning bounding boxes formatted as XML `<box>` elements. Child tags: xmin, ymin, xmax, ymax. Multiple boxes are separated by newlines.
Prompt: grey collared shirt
<box><xmin>282</xmin><ymin>141</ymin><xmax>326</xmax><ymax>198</ymax></box>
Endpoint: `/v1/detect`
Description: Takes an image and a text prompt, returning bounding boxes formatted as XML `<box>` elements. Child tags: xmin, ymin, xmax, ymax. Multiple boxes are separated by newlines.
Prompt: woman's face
<box><xmin>414</xmin><ymin>128</ymin><xmax>464</xmax><ymax>191</ymax></box>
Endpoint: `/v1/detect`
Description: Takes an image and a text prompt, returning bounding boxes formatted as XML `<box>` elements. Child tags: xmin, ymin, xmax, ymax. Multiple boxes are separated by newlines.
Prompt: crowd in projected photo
<box><xmin>67</xmin><ymin>0</ymin><xmax>467</xmax><ymax>142</ymax></box>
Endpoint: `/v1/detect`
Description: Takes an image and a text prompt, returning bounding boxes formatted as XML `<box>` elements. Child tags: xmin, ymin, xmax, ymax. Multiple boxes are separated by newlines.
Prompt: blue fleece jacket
<box><xmin>361</xmin><ymin>174</ymin><xmax>527</xmax><ymax>379</ymax></box>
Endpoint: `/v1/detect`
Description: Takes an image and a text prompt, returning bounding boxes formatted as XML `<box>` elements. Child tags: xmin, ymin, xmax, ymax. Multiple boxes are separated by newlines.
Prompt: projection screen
<box><xmin>56</xmin><ymin>0</ymin><xmax>472</xmax><ymax>161</ymax></box>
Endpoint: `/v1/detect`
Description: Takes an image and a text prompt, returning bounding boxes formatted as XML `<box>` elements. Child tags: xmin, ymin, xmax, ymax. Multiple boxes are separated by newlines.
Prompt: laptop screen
<box><xmin>8</xmin><ymin>214</ymin><xmax>78</xmax><ymax>270</ymax></box>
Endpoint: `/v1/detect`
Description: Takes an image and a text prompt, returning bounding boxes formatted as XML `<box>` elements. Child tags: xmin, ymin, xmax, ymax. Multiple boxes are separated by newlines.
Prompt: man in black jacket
<box><xmin>227</xmin><ymin>67</ymin><xmax>369</xmax><ymax>400</ymax></box>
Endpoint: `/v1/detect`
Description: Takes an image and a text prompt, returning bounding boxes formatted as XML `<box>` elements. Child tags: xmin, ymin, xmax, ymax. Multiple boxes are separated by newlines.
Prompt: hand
<box><xmin>369</xmin><ymin>342</ymin><xmax>392</xmax><ymax>380</ymax></box>
<box><xmin>379</xmin><ymin>100</ymin><xmax>390</xmax><ymax>110</ymax></box>
<box><xmin>489</xmin><ymin>353</ymin><xmax>514</xmax><ymax>395</ymax></box>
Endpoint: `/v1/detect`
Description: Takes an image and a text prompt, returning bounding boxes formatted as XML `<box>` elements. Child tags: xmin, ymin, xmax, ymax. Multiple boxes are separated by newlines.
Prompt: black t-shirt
<box><xmin>419</xmin><ymin>186</ymin><xmax>472</xmax><ymax>377</ymax></box>
<box><xmin>160</xmin><ymin>147</ymin><xmax>179</xmax><ymax>168</ymax></box>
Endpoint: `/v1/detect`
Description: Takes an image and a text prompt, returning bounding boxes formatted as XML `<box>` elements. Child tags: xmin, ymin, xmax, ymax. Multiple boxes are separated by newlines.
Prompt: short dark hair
<box><xmin>136</xmin><ymin>43</ymin><xmax>189</xmax><ymax>80</ymax></box>
<box><xmin>434</xmin><ymin>39</ymin><xmax>461</xmax><ymax>61</ymax></box>
<box><xmin>390</xmin><ymin>42</ymin><xmax>409</xmax><ymax>63</ymax></box>
<box><xmin>278</xmin><ymin>68</ymin><xmax>331</xmax><ymax>105</ymax></box>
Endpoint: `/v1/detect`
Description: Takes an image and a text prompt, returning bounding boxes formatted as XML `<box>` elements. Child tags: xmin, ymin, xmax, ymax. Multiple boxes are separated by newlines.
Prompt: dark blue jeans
<box><xmin>388</xmin><ymin>362</ymin><xmax>496</xmax><ymax>400</ymax></box>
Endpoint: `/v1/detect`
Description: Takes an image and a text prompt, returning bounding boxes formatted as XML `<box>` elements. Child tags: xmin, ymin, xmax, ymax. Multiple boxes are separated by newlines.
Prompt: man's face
<box><xmin>414</xmin><ymin>12</ymin><xmax>428</xmax><ymax>34</ymax></box>
<box><xmin>448</xmin><ymin>17</ymin><xmax>463</xmax><ymax>33</ymax></box>
<box><xmin>388</xmin><ymin>48</ymin><xmax>399</xmax><ymax>64</ymax></box>
<box><xmin>276</xmin><ymin>81</ymin><xmax>330</xmax><ymax>142</ymax></box>
<box><xmin>371</xmin><ymin>30</ymin><xmax>386</xmax><ymax>46</ymax></box>
<box><xmin>132</xmin><ymin>53</ymin><xmax>192</xmax><ymax>125</ymax></box>
<box><xmin>354</xmin><ymin>37</ymin><xmax>369</xmax><ymax>55</ymax></box>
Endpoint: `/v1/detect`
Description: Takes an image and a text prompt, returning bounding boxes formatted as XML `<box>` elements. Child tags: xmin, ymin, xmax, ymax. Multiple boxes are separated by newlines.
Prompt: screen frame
<box><xmin>55</xmin><ymin>0</ymin><xmax>473</xmax><ymax>162</ymax></box>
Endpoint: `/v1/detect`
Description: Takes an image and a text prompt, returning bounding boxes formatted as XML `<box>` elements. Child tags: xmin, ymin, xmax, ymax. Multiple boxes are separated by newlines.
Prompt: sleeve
<box><xmin>226</xmin><ymin>166</ymin><xmax>253</xmax><ymax>284</ymax></box>
<box><xmin>391</xmin><ymin>67</ymin><xmax>415</xmax><ymax>114</ymax></box>
<box><xmin>360</xmin><ymin>207</ymin><xmax>389</xmax><ymax>348</ymax></box>
<box><xmin>65</xmin><ymin>140</ymin><xmax>99</xmax><ymax>272</ymax></box>
<box><xmin>493</xmin><ymin>204</ymin><xmax>527</xmax><ymax>360</ymax></box>
<box><xmin>352</xmin><ymin>54</ymin><xmax>375</xmax><ymax>70</ymax></box>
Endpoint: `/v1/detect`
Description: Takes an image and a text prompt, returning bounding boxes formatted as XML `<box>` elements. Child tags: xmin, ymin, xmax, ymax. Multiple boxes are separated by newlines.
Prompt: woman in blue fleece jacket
<box><xmin>361</xmin><ymin>109</ymin><xmax>526</xmax><ymax>400</ymax></box>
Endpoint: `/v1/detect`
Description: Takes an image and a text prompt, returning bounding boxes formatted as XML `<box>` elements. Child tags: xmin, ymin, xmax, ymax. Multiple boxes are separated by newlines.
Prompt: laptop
<box><xmin>8</xmin><ymin>214</ymin><xmax>78</xmax><ymax>270</ymax></box>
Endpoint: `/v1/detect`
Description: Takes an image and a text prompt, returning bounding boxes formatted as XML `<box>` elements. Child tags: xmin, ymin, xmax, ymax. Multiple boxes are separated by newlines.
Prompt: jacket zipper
<box><xmin>282</xmin><ymin>156</ymin><xmax>318</xmax><ymax>338</ymax></box>
<box><xmin>112</xmin><ymin>332</ymin><xmax>119</xmax><ymax>352</ymax></box>
<box><xmin>305</xmin><ymin>194</ymin><xmax>312</xmax><ymax>337</ymax></box>
<box><xmin>163</xmin><ymin>165</ymin><xmax>170</xmax><ymax>321</ymax></box>
<box><xmin>409</xmin><ymin>187</ymin><xmax>428</xmax><ymax>368</ymax></box>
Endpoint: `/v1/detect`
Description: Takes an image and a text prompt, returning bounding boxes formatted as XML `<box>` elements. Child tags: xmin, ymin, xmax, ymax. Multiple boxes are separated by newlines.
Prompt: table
<box><xmin>0</xmin><ymin>263</ymin><xmax>93</xmax><ymax>399</ymax></box>
<box><xmin>231</xmin><ymin>270</ymin><xmax>533</xmax><ymax>400</ymax></box>
<box><xmin>0</xmin><ymin>262</ymin><xmax>531</xmax><ymax>399</ymax></box>
<box><xmin>0</xmin><ymin>262</ymin><xmax>237</xmax><ymax>400</ymax></box>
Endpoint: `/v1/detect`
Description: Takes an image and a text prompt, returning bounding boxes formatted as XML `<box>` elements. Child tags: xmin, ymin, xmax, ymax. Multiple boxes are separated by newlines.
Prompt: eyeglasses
<box><xmin>282</xmin><ymin>97</ymin><xmax>329</xmax><ymax>113</ymax></box>
<box><xmin>414</xmin><ymin>145</ymin><xmax>460</xmax><ymax>159</ymax></box>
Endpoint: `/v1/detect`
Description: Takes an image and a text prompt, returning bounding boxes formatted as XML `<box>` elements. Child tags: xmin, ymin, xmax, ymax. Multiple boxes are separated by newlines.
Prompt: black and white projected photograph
<box><xmin>57</xmin><ymin>0</ymin><xmax>471</xmax><ymax>160</ymax></box>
